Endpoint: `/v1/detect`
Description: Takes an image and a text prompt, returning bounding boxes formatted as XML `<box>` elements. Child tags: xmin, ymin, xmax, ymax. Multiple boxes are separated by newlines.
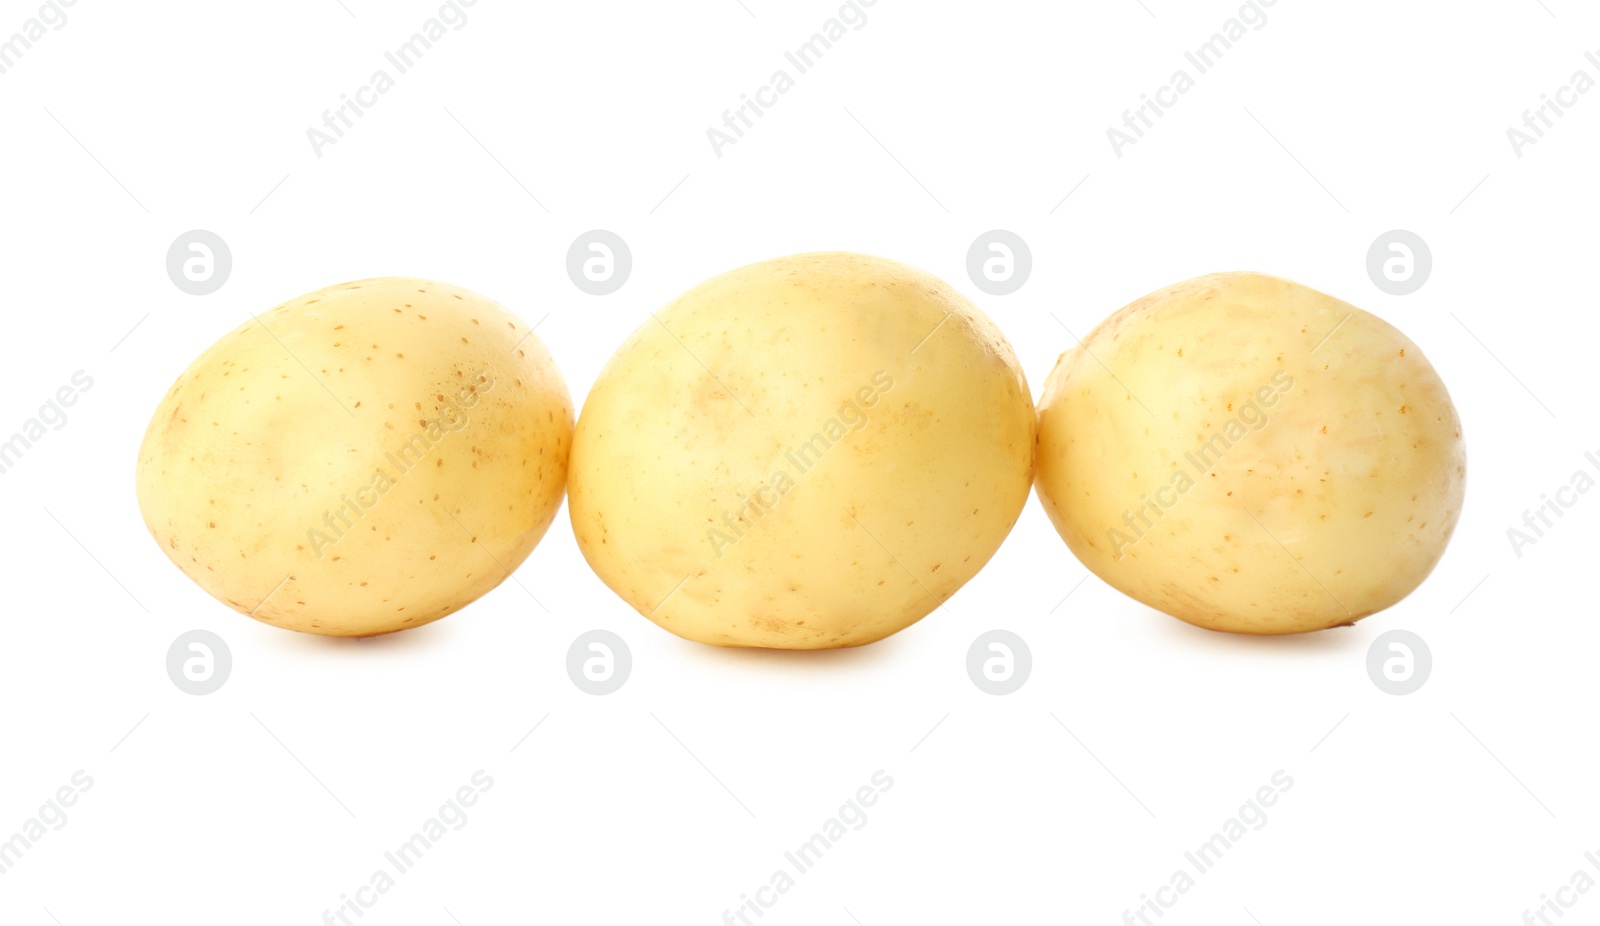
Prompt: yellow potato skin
<box><xmin>136</xmin><ymin>278</ymin><xmax>572</xmax><ymax>636</ymax></box>
<box><xmin>1036</xmin><ymin>272</ymin><xmax>1465</xmax><ymax>634</ymax></box>
<box><xmin>569</xmin><ymin>252</ymin><xmax>1035</xmax><ymax>649</ymax></box>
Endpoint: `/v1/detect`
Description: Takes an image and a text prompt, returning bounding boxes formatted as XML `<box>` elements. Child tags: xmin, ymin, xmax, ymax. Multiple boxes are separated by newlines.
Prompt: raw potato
<box><xmin>569</xmin><ymin>252</ymin><xmax>1035</xmax><ymax>649</ymax></box>
<box><xmin>136</xmin><ymin>277</ymin><xmax>573</xmax><ymax>636</ymax></box>
<box><xmin>1035</xmin><ymin>272</ymin><xmax>1465</xmax><ymax>634</ymax></box>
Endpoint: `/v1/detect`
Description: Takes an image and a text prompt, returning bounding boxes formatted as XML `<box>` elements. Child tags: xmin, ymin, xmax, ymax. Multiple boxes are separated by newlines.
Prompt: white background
<box><xmin>1</xmin><ymin>1</ymin><xmax>1596</xmax><ymax>923</ymax></box>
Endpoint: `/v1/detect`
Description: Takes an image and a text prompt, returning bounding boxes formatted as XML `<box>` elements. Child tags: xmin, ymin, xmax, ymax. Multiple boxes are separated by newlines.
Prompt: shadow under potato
<box><xmin>1148</xmin><ymin>606</ymin><xmax>1369</xmax><ymax>654</ymax></box>
<box><xmin>668</xmin><ymin>625</ymin><xmax>916</xmax><ymax>669</ymax></box>
<box><xmin>265</xmin><ymin>618</ymin><xmax>459</xmax><ymax>656</ymax></box>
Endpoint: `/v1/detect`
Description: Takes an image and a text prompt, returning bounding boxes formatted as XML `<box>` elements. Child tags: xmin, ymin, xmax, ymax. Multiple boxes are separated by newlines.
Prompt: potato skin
<box><xmin>1036</xmin><ymin>272</ymin><xmax>1465</xmax><ymax>634</ymax></box>
<box><xmin>569</xmin><ymin>252</ymin><xmax>1035</xmax><ymax>649</ymax></box>
<box><xmin>135</xmin><ymin>278</ymin><xmax>572</xmax><ymax>636</ymax></box>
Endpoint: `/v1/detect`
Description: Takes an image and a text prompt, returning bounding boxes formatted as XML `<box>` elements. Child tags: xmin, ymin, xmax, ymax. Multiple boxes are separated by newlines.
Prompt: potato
<box><xmin>568</xmin><ymin>252</ymin><xmax>1035</xmax><ymax>649</ymax></box>
<box><xmin>136</xmin><ymin>277</ymin><xmax>572</xmax><ymax>636</ymax></box>
<box><xmin>1035</xmin><ymin>272</ymin><xmax>1464</xmax><ymax>634</ymax></box>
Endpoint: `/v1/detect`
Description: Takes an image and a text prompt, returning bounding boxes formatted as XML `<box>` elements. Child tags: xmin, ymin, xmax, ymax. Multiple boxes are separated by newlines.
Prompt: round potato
<box><xmin>569</xmin><ymin>252</ymin><xmax>1035</xmax><ymax>649</ymax></box>
<box><xmin>136</xmin><ymin>277</ymin><xmax>572</xmax><ymax>636</ymax></box>
<box><xmin>1036</xmin><ymin>272</ymin><xmax>1465</xmax><ymax>634</ymax></box>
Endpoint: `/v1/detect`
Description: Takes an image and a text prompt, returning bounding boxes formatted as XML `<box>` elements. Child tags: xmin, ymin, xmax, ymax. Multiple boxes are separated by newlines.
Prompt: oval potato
<box><xmin>136</xmin><ymin>277</ymin><xmax>572</xmax><ymax>636</ymax></box>
<box><xmin>569</xmin><ymin>252</ymin><xmax>1035</xmax><ymax>649</ymax></box>
<box><xmin>1035</xmin><ymin>272</ymin><xmax>1465</xmax><ymax>634</ymax></box>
